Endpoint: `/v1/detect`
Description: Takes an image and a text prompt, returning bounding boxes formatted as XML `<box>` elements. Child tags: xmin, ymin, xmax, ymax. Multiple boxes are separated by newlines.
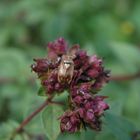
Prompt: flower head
<box><xmin>31</xmin><ymin>38</ymin><xmax>110</xmax><ymax>133</ymax></box>
<box><xmin>47</xmin><ymin>37</ymin><xmax>68</xmax><ymax>59</ymax></box>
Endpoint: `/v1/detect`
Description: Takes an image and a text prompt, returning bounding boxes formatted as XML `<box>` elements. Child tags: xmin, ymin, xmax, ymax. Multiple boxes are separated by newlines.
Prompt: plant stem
<box><xmin>10</xmin><ymin>99</ymin><xmax>49</xmax><ymax>140</ymax></box>
<box><xmin>9</xmin><ymin>98</ymin><xmax>64</xmax><ymax>140</ymax></box>
<box><xmin>15</xmin><ymin>99</ymin><xmax>64</xmax><ymax>133</ymax></box>
<box><xmin>110</xmin><ymin>71</ymin><xmax>140</xmax><ymax>81</ymax></box>
<box><xmin>16</xmin><ymin>99</ymin><xmax>50</xmax><ymax>133</ymax></box>
<box><xmin>11</xmin><ymin>99</ymin><xmax>63</xmax><ymax>136</ymax></box>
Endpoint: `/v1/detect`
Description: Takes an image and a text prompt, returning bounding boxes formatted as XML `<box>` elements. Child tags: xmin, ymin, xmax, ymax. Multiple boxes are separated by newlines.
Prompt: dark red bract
<box><xmin>60</xmin><ymin>111</ymin><xmax>81</xmax><ymax>133</ymax></box>
<box><xmin>31</xmin><ymin>38</ymin><xmax>110</xmax><ymax>133</ymax></box>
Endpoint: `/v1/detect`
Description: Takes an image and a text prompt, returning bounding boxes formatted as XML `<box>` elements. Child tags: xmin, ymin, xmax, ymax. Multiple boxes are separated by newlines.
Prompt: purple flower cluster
<box><xmin>31</xmin><ymin>38</ymin><xmax>110</xmax><ymax>133</ymax></box>
<box><xmin>60</xmin><ymin>84</ymin><xmax>109</xmax><ymax>132</ymax></box>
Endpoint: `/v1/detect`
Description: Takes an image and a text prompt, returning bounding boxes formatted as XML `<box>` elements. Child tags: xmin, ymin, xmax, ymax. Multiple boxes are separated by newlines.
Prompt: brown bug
<box><xmin>58</xmin><ymin>45</ymin><xmax>79</xmax><ymax>84</ymax></box>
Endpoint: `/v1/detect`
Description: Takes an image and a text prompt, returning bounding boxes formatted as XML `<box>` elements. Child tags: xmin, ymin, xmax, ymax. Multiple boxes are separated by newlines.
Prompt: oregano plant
<box><xmin>12</xmin><ymin>38</ymin><xmax>110</xmax><ymax>140</ymax></box>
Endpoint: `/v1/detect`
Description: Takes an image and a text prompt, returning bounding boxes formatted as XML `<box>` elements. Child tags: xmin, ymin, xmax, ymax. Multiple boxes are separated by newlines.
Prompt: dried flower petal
<box><xmin>60</xmin><ymin>111</ymin><xmax>81</xmax><ymax>133</ymax></box>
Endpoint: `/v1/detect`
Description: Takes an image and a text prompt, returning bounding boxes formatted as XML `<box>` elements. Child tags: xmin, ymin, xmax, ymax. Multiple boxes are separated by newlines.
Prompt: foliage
<box><xmin>0</xmin><ymin>0</ymin><xmax>140</xmax><ymax>140</ymax></box>
<box><xmin>42</xmin><ymin>104</ymin><xmax>64</xmax><ymax>140</ymax></box>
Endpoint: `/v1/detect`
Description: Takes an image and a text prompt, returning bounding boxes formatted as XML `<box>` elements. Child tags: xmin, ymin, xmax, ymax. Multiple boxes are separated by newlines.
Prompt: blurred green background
<box><xmin>0</xmin><ymin>0</ymin><xmax>140</xmax><ymax>140</ymax></box>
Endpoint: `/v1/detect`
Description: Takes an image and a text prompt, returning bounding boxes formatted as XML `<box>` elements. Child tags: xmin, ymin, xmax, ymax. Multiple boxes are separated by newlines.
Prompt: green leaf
<box><xmin>38</xmin><ymin>86</ymin><xmax>46</xmax><ymax>96</ymax></box>
<box><xmin>104</xmin><ymin>113</ymin><xmax>135</xmax><ymax>140</ymax></box>
<box><xmin>110</xmin><ymin>42</ymin><xmax>140</xmax><ymax>73</ymax></box>
<box><xmin>42</xmin><ymin>104</ymin><xmax>64</xmax><ymax>140</ymax></box>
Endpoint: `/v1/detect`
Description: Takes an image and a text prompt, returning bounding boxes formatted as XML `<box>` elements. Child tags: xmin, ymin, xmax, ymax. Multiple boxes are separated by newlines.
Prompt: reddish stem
<box><xmin>14</xmin><ymin>99</ymin><xmax>63</xmax><ymax>134</ymax></box>
<box><xmin>16</xmin><ymin>99</ymin><xmax>50</xmax><ymax>133</ymax></box>
<box><xmin>110</xmin><ymin>71</ymin><xmax>140</xmax><ymax>81</ymax></box>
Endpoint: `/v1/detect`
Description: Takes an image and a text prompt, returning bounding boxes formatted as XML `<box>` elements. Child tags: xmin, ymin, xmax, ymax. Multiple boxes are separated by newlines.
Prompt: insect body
<box><xmin>58</xmin><ymin>45</ymin><xmax>79</xmax><ymax>84</ymax></box>
<box><xmin>58</xmin><ymin>55</ymin><xmax>74</xmax><ymax>84</ymax></box>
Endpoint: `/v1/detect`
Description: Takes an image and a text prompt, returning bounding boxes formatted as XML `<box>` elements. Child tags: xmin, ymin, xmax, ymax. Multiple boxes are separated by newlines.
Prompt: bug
<box><xmin>58</xmin><ymin>45</ymin><xmax>79</xmax><ymax>84</ymax></box>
